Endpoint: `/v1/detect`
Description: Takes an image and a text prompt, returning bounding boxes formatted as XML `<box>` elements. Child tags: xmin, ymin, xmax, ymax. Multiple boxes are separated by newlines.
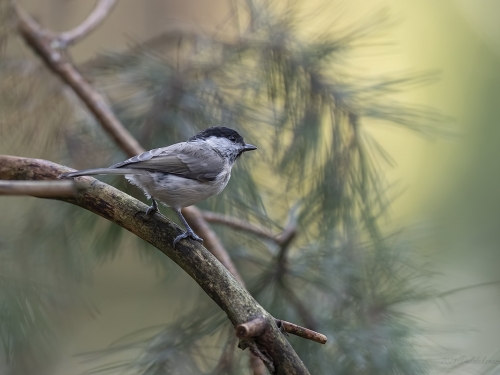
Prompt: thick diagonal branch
<box><xmin>0</xmin><ymin>155</ymin><xmax>310</xmax><ymax>375</ymax></box>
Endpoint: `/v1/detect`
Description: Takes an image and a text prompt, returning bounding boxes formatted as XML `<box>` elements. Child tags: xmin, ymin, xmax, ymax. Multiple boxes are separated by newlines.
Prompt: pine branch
<box><xmin>0</xmin><ymin>155</ymin><xmax>311</xmax><ymax>375</ymax></box>
<box><xmin>13</xmin><ymin>4</ymin><xmax>327</xmax><ymax>372</ymax></box>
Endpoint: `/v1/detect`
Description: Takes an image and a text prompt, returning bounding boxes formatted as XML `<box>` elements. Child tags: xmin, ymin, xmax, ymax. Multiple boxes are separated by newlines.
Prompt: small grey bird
<box><xmin>61</xmin><ymin>127</ymin><xmax>257</xmax><ymax>246</ymax></box>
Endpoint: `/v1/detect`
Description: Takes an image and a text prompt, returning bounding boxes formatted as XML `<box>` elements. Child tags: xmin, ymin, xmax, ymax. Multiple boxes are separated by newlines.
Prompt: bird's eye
<box><xmin>229</xmin><ymin>136</ymin><xmax>236</xmax><ymax>141</ymax></box>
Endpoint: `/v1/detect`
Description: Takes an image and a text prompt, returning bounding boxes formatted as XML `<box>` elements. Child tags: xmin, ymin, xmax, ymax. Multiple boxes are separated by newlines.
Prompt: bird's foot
<box><xmin>173</xmin><ymin>230</ymin><xmax>204</xmax><ymax>247</ymax></box>
<box><xmin>146</xmin><ymin>205</ymin><xmax>158</xmax><ymax>216</ymax></box>
<box><xmin>146</xmin><ymin>199</ymin><xmax>159</xmax><ymax>216</ymax></box>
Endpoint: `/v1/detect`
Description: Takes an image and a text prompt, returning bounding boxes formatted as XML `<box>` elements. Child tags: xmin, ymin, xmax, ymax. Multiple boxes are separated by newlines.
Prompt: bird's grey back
<box><xmin>110</xmin><ymin>142</ymin><xmax>226</xmax><ymax>182</ymax></box>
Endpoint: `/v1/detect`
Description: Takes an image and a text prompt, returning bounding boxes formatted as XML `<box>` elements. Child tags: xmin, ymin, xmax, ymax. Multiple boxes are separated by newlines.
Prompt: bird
<box><xmin>60</xmin><ymin>126</ymin><xmax>257</xmax><ymax>246</ymax></box>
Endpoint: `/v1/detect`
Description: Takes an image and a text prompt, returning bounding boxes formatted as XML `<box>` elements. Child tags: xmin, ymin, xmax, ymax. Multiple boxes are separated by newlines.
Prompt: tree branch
<box><xmin>201</xmin><ymin>211</ymin><xmax>275</xmax><ymax>241</ymax></box>
<box><xmin>57</xmin><ymin>0</ymin><xmax>117</xmax><ymax>47</ymax></box>
<box><xmin>15</xmin><ymin>4</ymin><xmax>144</xmax><ymax>158</ymax></box>
<box><xmin>0</xmin><ymin>180</ymin><xmax>78</xmax><ymax>197</ymax></box>
<box><xmin>201</xmin><ymin>210</ymin><xmax>297</xmax><ymax>246</ymax></box>
<box><xmin>0</xmin><ymin>155</ymin><xmax>311</xmax><ymax>375</ymax></box>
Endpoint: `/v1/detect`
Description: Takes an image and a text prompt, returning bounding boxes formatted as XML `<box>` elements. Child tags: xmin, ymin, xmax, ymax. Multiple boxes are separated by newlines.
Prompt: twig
<box><xmin>0</xmin><ymin>155</ymin><xmax>310</xmax><ymax>375</ymax></box>
<box><xmin>276</xmin><ymin>320</ymin><xmax>327</xmax><ymax>345</ymax></box>
<box><xmin>57</xmin><ymin>0</ymin><xmax>117</xmax><ymax>47</ymax></box>
<box><xmin>201</xmin><ymin>210</ymin><xmax>297</xmax><ymax>246</ymax></box>
<box><xmin>0</xmin><ymin>180</ymin><xmax>78</xmax><ymax>197</ymax></box>
<box><xmin>201</xmin><ymin>211</ymin><xmax>275</xmax><ymax>240</ymax></box>
<box><xmin>236</xmin><ymin>317</ymin><xmax>267</xmax><ymax>338</ymax></box>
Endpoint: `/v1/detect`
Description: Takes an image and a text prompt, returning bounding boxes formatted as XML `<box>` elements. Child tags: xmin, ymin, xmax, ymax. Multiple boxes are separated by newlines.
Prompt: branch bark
<box><xmin>0</xmin><ymin>155</ymin><xmax>310</xmax><ymax>375</ymax></box>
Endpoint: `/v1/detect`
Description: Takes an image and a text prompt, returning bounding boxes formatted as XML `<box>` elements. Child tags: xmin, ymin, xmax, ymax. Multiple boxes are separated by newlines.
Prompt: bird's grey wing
<box><xmin>110</xmin><ymin>143</ymin><xmax>225</xmax><ymax>182</ymax></box>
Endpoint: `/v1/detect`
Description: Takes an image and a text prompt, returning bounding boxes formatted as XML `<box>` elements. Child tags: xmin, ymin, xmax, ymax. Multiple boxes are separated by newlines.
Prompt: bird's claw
<box><xmin>146</xmin><ymin>199</ymin><xmax>159</xmax><ymax>216</ymax></box>
<box><xmin>173</xmin><ymin>231</ymin><xmax>204</xmax><ymax>247</ymax></box>
<box><xmin>146</xmin><ymin>206</ymin><xmax>158</xmax><ymax>216</ymax></box>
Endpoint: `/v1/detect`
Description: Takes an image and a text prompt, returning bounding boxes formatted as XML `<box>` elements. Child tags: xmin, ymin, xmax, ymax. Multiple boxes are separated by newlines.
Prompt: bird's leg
<box><xmin>172</xmin><ymin>207</ymin><xmax>204</xmax><ymax>247</ymax></box>
<box><xmin>146</xmin><ymin>198</ymin><xmax>159</xmax><ymax>216</ymax></box>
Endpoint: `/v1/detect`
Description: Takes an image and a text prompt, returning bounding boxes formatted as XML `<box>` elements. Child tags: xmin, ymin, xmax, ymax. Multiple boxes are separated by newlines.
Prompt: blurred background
<box><xmin>1</xmin><ymin>0</ymin><xmax>500</xmax><ymax>374</ymax></box>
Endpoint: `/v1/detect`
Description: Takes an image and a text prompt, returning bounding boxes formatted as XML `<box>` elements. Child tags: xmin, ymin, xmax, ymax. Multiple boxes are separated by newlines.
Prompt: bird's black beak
<box><xmin>243</xmin><ymin>143</ymin><xmax>257</xmax><ymax>152</ymax></box>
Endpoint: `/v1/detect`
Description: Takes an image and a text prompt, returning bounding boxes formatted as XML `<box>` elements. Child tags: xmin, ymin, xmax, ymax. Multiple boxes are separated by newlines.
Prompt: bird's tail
<box><xmin>60</xmin><ymin>168</ymin><xmax>146</xmax><ymax>178</ymax></box>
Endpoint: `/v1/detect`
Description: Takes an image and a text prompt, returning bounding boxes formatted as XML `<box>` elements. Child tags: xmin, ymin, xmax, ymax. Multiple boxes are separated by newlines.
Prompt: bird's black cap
<box><xmin>189</xmin><ymin>126</ymin><xmax>244</xmax><ymax>144</ymax></box>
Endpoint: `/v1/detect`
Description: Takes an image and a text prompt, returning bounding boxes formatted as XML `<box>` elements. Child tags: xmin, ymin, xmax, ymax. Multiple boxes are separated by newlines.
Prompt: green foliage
<box><xmin>0</xmin><ymin>0</ymin><xmax>442</xmax><ymax>374</ymax></box>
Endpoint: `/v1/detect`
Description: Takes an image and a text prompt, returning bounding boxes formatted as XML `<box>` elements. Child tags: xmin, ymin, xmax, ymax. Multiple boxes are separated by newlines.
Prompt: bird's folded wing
<box><xmin>109</xmin><ymin>143</ymin><xmax>225</xmax><ymax>182</ymax></box>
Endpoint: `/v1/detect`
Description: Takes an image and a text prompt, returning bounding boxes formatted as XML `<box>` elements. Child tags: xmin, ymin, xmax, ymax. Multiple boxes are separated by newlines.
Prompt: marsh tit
<box><xmin>61</xmin><ymin>127</ymin><xmax>257</xmax><ymax>246</ymax></box>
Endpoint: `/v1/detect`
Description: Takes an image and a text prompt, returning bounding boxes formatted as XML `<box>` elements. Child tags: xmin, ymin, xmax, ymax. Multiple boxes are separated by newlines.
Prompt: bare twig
<box><xmin>201</xmin><ymin>211</ymin><xmax>275</xmax><ymax>240</ymax></box>
<box><xmin>0</xmin><ymin>180</ymin><xmax>78</xmax><ymax>197</ymax></box>
<box><xmin>57</xmin><ymin>0</ymin><xmax>117</xmax><ymax>47</ymax></box>
<box><xmin>201</xmin><ymin>210</ymin><xmax>297</xmax><ymax>246</ymax></box>
<box><xmin>236</xmin><ymin>317</ymin><xmax>267</xmax><ymax>338</ymax></box>
<box><xmin>276</xmin><ymin>320</ymin><xmax>327</xmax><ymax>345</ymax></box>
